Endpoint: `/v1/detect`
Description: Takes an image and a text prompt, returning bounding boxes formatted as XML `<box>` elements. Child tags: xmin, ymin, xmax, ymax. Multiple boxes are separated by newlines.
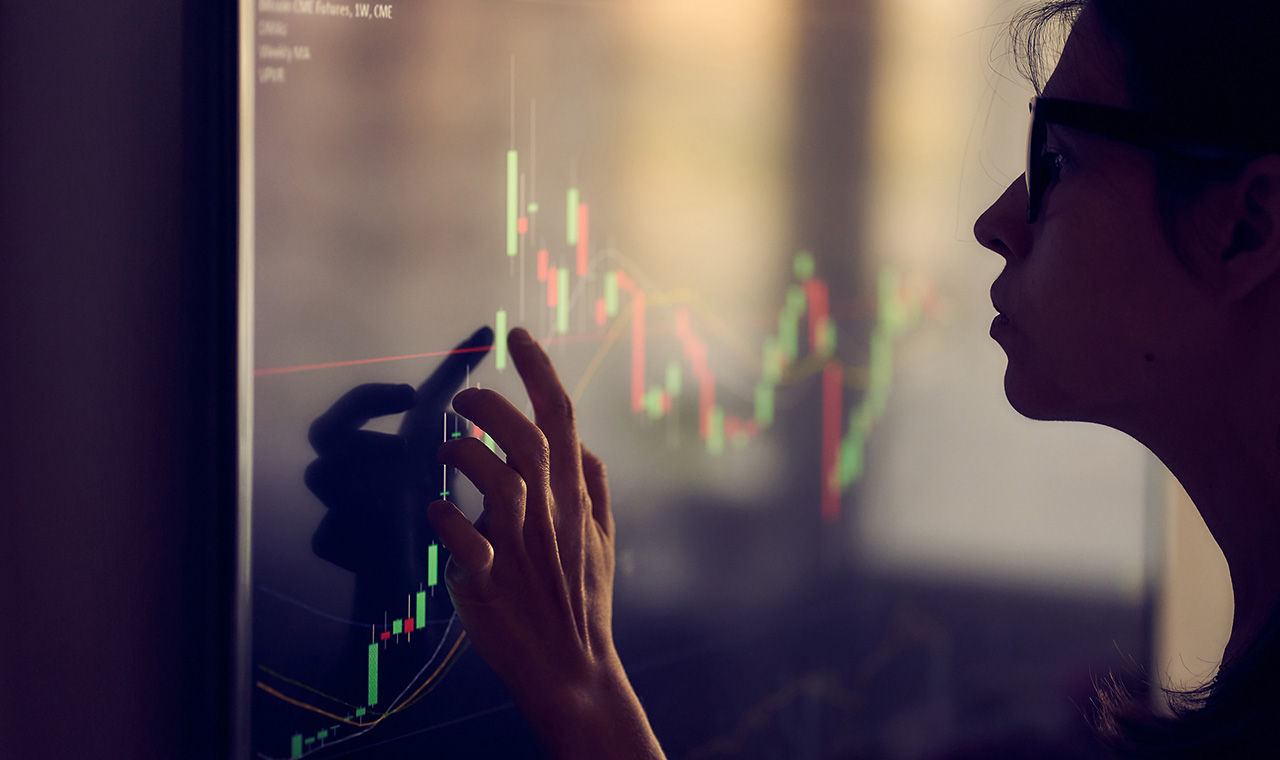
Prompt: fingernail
<box><xmin>510</xmin><ymin>327</ymin><xmax>532</xmax><ymax>344</ymax></box>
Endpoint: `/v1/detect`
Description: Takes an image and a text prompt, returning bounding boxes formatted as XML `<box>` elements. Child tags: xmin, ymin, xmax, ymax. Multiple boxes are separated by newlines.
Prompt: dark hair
<box><xmin>1013</xmin><ymin>0</ymin><xmax>1280</xmax><ymax>273</ymax></box>
<box><xmin>1011</xmin><ymin>1</ymin><xmax>1280</xmax><ymax>755</ymax></box>
<box><xmin>1088</xmin><ymin>614</ymin><xmax>1280</xmax><ymax>757</ymax></box>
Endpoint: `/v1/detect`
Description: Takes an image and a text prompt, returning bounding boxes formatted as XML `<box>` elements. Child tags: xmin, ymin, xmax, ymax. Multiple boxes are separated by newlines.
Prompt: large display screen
<box><xmin>245</xmin><ymin>2</ymin><xmax>1155</xmax><ymax>757</ymax></box>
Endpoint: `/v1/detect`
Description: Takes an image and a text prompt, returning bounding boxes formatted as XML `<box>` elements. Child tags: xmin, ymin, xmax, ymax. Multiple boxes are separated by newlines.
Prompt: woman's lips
<box><xmin>990</xmin><ymin>280</ymin><xmax>1014</xmax><ymax>338</ymax></box>
<box><xmin>989</xmin><ymin>276</ymin><xmax>1014</xmax><ymax>316</ymax></box>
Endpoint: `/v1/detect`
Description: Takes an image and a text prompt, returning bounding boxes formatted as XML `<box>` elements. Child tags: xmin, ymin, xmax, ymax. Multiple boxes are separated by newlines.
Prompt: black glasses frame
<box><xmin>1025</xmin><ymin>97</ymin><xmax>1267</xmax><ymax>224</ymax></box>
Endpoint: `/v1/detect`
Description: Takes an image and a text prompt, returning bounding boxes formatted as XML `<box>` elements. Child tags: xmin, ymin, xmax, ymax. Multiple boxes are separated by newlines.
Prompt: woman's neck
<box><xmin>1138</xmin><ymin>370</ymin><xmax>1280</xmax><ymax>666</ymax></box>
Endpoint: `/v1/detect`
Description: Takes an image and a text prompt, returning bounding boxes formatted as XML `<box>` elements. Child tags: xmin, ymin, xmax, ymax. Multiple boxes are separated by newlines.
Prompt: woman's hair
<box><xmin>1013</xmin><ymin>0</ymin><xmax>1280</xmax><ymax>272</ymax></box>
<box><xmin>1088</xmin><ymin>614</ymin><xmax>1280</xmax><ymax>757</ymax></box>
<box><xmin>1010</xmin><ymin>0</ymin><xmax>1280</xmax><ymax>755</ymax></box>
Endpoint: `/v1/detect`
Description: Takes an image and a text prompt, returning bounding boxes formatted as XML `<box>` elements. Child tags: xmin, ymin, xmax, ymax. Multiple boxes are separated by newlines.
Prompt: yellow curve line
<box><xmin>650</xmin><ymin>288</ymin><xmax>759</xmax><ymax>370</ymax></box>
<box><xmin>256</xmin><ymin>630</ymin><xmax>470</xmax><ymax>728</ymax></box>
<box><xmin>571</xmin><ymin>302</ymin><xmax>633</xmax><ymax>404</ymax></box>
<box><xmin>780</xmin><ymin>352</ymin><xmax>871</xmax><ymax>390</ymax></box>
<box><xmin>256</xmin><ymin>681</ymin><xmax>376</xmax><ymax>728</ymax></box>
<box><xmin>396</xmin><ymin>637</ymin><xmax>471</xmax><ymax>711</ymax></box>
<box><xmin>387</xmin><ymin>631</ymin><xmax>469</xmax><ymax>715</ymax></box>
<box><xmin>257</xmin><ymin>664</ymin><xmax>386</xmax><ymax>716</ymax></box>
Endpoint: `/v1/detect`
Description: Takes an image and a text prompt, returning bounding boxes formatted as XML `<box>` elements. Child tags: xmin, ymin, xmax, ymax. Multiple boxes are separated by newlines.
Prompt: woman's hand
<box><xmin>427</xmin><ymin>327</ymin><xmax>664</xmax><ymax>760</ymax></box>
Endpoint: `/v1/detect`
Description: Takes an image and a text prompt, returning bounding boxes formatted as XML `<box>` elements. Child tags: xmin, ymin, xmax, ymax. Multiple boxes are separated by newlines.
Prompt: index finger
<box><xmin>506</xmin><ymin>327</ymin><xmax>584</xmax><ymax>507</ymax></box>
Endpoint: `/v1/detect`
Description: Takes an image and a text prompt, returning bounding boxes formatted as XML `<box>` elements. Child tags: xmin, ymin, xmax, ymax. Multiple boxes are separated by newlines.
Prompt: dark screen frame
<box><xmin>183</xmin><ymin>0</ymin><xmax>248</xmax><ymax>756</ymax></box>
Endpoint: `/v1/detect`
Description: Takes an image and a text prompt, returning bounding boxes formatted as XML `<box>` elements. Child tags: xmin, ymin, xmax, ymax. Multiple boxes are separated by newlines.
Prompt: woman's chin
<box><xmin>1002</xmin><ymin>364</ymin><xmax>1078</xmax><ymax>422</ymax></box>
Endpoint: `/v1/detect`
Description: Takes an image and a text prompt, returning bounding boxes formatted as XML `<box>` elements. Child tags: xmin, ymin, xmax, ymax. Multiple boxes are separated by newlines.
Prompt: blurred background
<box><xmin>0</xmin><ymin>1</ymin><xmax>1232</xmax><ymax>759</ymax></box>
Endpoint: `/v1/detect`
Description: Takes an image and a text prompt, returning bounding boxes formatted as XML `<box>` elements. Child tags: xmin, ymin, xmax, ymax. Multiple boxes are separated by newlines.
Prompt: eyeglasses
<box><xmin>1025</xmin><ymin>96</ymin><xmax>1265</xmax><ymax>224</ymax></box>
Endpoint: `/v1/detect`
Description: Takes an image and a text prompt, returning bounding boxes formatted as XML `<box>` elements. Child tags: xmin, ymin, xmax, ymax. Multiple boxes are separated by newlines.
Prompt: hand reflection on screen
<box><xmin>304</xmin><ymin>327</ymin><xmax>492</xmax><ymax>619</ymax></box>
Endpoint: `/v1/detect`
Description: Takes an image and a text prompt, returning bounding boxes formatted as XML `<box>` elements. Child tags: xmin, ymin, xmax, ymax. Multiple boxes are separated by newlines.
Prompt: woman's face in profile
<box><xmin>974</xmin><ymin>8</ymin><xmax>1223</xmax><ymax>430</ymax></box>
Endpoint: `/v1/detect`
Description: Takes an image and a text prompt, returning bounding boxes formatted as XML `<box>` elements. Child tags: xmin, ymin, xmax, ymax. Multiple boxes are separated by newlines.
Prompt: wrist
<box><xmin>509</xmin><ymin>648</ymin><xmax>625</xmax><ymax>730</ymax></box>
<box><xmin>511</xmin><ymin>652</ymin><xmax>664</xmax><ymax>760</ymax></box>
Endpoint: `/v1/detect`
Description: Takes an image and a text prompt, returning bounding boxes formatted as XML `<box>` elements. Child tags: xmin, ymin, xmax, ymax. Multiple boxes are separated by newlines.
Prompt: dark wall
<box><xmin>0</xmin><ymin>3</ymin><xmax>234</xmax><ymax>757</ymax></box>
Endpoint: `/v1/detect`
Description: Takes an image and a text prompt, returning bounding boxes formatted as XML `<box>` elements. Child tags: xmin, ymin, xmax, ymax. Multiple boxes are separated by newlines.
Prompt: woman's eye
<box><xmin>1044</xmin><ymin>150</ymin><xmax>1066</xmax><ymax>180</ymax></box>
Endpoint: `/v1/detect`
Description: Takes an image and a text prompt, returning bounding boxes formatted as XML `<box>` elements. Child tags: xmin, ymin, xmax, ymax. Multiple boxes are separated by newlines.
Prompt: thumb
<box><xmin>427</xmin><ymin>500</ymin><xmax>495</xmax><ymax>580</ymax></box>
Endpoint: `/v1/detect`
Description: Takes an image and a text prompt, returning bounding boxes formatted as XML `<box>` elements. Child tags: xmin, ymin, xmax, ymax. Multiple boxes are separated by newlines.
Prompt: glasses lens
<box><xmin>1025</xmin><ymin>98</ymin><xmax>1043</xmax><ymax>223</ymax></box>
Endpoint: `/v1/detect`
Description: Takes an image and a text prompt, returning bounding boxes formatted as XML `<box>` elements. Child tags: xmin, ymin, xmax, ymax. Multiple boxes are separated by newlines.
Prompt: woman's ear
<box><xmin>1215</xmin><ymin>154</ymin><xmax>1280</xmax><ymax>303</ymax></box>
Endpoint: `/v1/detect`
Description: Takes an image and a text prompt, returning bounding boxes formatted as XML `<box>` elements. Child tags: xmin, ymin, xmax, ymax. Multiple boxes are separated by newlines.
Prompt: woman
<box><xmin>427</xmin><ymin>0</ymin><xmax>1280</xmax><ymax>755</ymax></box>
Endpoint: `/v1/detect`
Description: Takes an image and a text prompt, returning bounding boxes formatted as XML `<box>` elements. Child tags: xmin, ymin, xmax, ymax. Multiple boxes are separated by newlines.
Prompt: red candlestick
<box><xmin>821</xmin><ymin>362</ymin><xmax>843</xmax><ymax>522</ymax></box>
<box><xmin>806</xmin><ymin>280</ymin><xmax>830</xmax><ymax>352</ymax></box>
<box><xmin>576</xmin><ymin>203</ymin><xmax>589</xmax><ymax>277</ymax></box>
<box><xmin>631</xmin><ymin>290</ymin><xmax>646</xmax><ymax>413</ymax></box>
<box><xmin>698</xmin><ymin>371</ymin><xmax>715</xmax><ymax>440</ymax></box>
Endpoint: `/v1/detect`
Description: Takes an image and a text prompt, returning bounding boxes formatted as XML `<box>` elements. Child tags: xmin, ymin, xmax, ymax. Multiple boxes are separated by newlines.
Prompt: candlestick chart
<box><xmin>246</xmin><ymin>0</ymin><xmax>943</xmax><ymax>750</ymax></box>
<box><xmin>253</xmin><ymin>66</ymin><xmax>932</xmax><ymax>757</ymax></box>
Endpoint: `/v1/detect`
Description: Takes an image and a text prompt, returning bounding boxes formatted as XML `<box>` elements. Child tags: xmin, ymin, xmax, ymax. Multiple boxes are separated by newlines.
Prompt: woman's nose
<box><xmin>973</xmin><ymin>176</ymin><xmax>1029</xmax><ymax>261</ymax></box>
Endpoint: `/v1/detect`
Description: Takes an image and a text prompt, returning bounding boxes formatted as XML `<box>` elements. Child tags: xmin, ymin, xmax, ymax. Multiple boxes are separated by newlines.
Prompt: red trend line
<box><xmin>821</xmin><ymin>361</ymin><xmax>843</xmax><ymax>523</ymax></box>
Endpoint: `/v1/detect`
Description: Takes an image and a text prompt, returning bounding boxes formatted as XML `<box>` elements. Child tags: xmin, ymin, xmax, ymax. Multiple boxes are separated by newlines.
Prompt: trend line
<box><xmin>393</xmin><ymin>635</ymin><xmax>472</xmax><ymax>710</ymax></box>
<box><xmin>256</xmin><ymin>585</ymin><xmax>453</xmax><ymax>629</ymax></box>
<box><xmin>254</xmin><ymin>331</ymin><xmax>607</xmax><ymax>378</ymax></box>
<box><xmin>311</xmin><ymin>703</ymin><xmax>516</xmax><ymax>760</ymax></box>
<box><xmin>257</xmin><ymin>681</ymin><xmax>374</xmax><ymax>728</ymax></box>
<box><xmin>257</xmin><ymin>626</ymin><xmax>471</xmax><ymax>759</ymax></box>
<box><xmin>255</xmin><ymin>346</ymin><xmax>492</xmax><ymax>377</ymax></box>
<box><xmin>257</xmin><ymin>665</ymin><xmax>388</xmax><ymax>716</ymax></box>
<box><xmin>572</xmin><ymin>299</ymin><xmax>634</xmax><ymax>403</ymax></box>
<box><xmin>271</xmin><ymin>630</ymin><xmax>466</xmax><ymax>724</ymax></box>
